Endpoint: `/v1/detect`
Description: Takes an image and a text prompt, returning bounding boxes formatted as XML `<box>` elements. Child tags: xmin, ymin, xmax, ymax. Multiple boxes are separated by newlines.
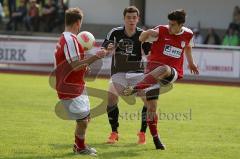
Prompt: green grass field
<box><xmin>0</xmin><ymin>73</ymin><xmax>240</xmax><ymax>159</ymax></box>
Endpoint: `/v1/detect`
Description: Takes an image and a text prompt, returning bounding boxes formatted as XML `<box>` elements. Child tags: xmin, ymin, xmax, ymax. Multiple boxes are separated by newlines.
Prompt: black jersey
<box><xmin>102</xmin><ymin>26</ymin><xmax>151</xmax><ymax>75</ymax></box>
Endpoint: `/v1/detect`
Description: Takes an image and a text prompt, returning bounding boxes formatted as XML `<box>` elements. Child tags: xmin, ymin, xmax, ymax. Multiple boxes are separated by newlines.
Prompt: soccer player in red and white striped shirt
<box><xmin>54</xmin><ymin>8</ymin><xmax>112</xmax><ymax>156</ymax></box>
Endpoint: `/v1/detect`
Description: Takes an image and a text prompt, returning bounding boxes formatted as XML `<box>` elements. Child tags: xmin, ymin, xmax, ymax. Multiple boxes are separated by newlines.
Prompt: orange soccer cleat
<box><xmin>137</xmin><ymin>132</ymin><xmax>146</xmax><ymax>145</ymax></box>
<box><xmin>107</xmin><ymin>132</ymin><xmax>119</xmax><ymax>144</ymax></box>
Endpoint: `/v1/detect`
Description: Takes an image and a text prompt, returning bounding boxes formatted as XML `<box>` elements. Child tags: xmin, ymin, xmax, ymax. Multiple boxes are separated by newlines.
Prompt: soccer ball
<box><xmin>77</xmin><ymin>31</ymin><xmax>96</xmax><ymax>51</ymax></box>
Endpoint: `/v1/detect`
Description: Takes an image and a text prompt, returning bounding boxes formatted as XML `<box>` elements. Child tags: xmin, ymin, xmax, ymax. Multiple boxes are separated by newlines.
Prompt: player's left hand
<box><xmin>85</xmin><ymin>66</ymin><xmax>91</xmax><ymax>74</ymax></box>
<box><xmin>188</xmin><ymin>63</ymin><xmax>199</xmax><ymax>75</ymax></box>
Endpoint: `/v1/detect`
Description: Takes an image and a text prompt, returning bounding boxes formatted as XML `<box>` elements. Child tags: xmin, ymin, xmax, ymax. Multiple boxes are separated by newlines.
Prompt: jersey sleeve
<box><xmin>188</xmin><ymin>36</ymin><xmax>194</xmax><ymax>47</ymax></box>
<box><xmin>63</xmin><ymin>33</ymin><xmax>80</xmax><ymax>63</ymax></box>
<box><xmin>102</xmin><ymin>28</ymin><xmax>115</xmax><ymax>48</ymax></box>
<box><xmin>185</xmin><ymin>33</ymin><xmax>194</xmax><ymax>48</ymax></box>
<box><xmin>183</xmin><ymin>27</ymin><xmax>194</xmax><ymax>48</ymax></box>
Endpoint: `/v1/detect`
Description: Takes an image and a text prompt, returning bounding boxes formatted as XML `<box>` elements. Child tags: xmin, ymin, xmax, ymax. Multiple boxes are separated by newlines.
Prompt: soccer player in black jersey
<box><xmin>102</xmin><ymin>6</ymin><xmax>151</xmax><ymax>145</ymax></box>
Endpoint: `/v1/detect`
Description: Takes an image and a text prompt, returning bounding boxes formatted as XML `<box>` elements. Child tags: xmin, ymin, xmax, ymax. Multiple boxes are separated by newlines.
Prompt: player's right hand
<box><xmin>107</xmin><ymin>43</ymin><xmax>114</xmax><ymax>53</ymax></box>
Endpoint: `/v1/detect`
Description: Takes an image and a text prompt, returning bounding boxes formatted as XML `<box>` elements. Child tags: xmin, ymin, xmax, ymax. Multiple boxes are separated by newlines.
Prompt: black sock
<box><xmin>107</xmin><ymin>105</ymin><xmax>119</xmax><ymax>132</ymax></box>
<box><xmin>140</xmin><ymin>106</ymin><xmax>147</xmax><ymax>133</ymax></box>
<box><xmin>153</xmin><ymin>136</ymin><xmax>165</xmax><ymax>150</ymax></box>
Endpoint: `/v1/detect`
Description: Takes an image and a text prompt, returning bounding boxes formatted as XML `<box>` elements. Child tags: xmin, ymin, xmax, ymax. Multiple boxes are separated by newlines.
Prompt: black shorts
<box><xmin>145</xmin><ymin>67</ymin><xmax>178</xmax><ymax>101</ymax></box>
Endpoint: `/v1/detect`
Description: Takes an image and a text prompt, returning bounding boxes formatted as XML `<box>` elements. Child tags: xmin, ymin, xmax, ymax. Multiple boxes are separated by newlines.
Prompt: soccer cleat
<box><xmin>137</xmin><ymin>132</ymin><xmax>146</xmax><ymax>145</ymax></box>
<box><xmin>153</xmin><ymin>137</ymin><xmax>166</xmax><ymax>150</ymax></box>
<box><xmin>107</xmin><ymin>132</ymin><xmax>119</xmax><ymax>144</ymax></box>
<box><xmin>73</xmin><ymin>144</ymin><xmax>97</xmax><ymax>157</ymax></box>
<box><xmin>123</xmin><ymin>86</ymin><xmax>137</xmax><ymax>96</ymax></box>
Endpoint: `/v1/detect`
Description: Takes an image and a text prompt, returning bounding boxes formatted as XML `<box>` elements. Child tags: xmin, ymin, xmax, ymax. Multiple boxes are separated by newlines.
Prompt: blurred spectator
<box><xmin>37</xmin><ymin>0</ymin><xmax>45</xmax><ymax>6</ymax></box>
<box><xmin>41</xmin><ymin>0</ymin><xmax>57</xmax><ymax>32</ymax></box>
<box><xmin>193</xmin><ymin>28</ymin><xmax>203</xmax><ymax>44</ymax></box>
<box><xmin>232</xmin><ymin>6</ymin><xmax>240</xmax><ymax>24</ymax></box>
<box><xmin>228</xmin><ymin>6</ymin><xmax>240</xmax><ymax>34</ymax></box>
<box><xmin>25</xmin><ymin>0</ymin><xmax>40</xmax><ymax>31</ymax></box>
<box><xmin>53</xmin><ymin>0</ymin><xmax>68</xmax><ymax>32</ymax></box>
<box><xmin>222</xmin><ymin>28</ymin><xmax>239</xmax><ymax>46</ymax></box>
<box><xmin>6</xmin><ymin>0</ymin><xmax>27</xmax><ymax>31</ymax></box>
<box><xmin>204</xmin><ymin>28</ymin><xmax>221</xmax><ymax>45</ymax></box>
<box><xmin>8</xmin><ymin>0</ymin><xmax>16</xmax><ymax>18</ymax></box>
<box><xmin>0</xmin><ymin>1</ymin><xmax>4</xmax><ymax>23</ymax></box>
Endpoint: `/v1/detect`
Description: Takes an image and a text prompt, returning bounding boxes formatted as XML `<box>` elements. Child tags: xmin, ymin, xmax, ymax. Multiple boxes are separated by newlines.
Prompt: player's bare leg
<box><xmin>74</xmin><ymin>118</ymin><xmax>97</xmax><ymax>156</ymax></box>
<box><xmin>146</xmin><ymin>99</ymin><xmax>165</xmax><ymax>150</ymax></box>
<box><xmin>124</xmin><ymin>65</ymin><xmax>172</xmax><ymax>95</ymax></box>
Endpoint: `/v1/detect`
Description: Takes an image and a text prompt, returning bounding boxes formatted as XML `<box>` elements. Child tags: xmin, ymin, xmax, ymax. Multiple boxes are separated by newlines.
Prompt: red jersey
<box><xmin>147</xmin><ymin>25</ymin><xmax>193</xmax><ymax>79</ymax></box>
<box><xmin>54</xmin><ymin>32</ymin><xmax>86</xmax><ymax>99</ymax></box>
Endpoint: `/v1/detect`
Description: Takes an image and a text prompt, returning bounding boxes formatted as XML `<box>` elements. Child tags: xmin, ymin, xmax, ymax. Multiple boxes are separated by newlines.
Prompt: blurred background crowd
<box><xmin>192</xmin><ymin>5</ymin><xmax>240</xmax><ymax>46</ymax></box>
<box><xmin>0</xmin><ymin>0</ymin><xmax>239</xmax><ymax>46</ymax></box>
<box><xmin>0</xmin><ymin>0</ymin><xmax>68</xmax><ymax>32</ymax></box>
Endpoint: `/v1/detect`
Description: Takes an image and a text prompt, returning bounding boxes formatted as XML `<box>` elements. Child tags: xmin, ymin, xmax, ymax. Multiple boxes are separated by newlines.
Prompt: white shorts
<box><xmin>110</xmin><ymin>72</ymin><xmax>144</xmax><ymax>88</ymax></box>
<box><xmin>60</xmin><ymin>88</ymin><xmax>90</xmax><ymax>120</ymax></box>
<box><xmin>109</xmin><ymin>72</ymin><xmax>145</xmax><ymax>96</ymax></box>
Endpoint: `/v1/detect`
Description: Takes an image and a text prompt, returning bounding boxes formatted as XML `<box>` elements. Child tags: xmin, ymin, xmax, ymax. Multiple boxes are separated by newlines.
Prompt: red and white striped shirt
<box><xmin>54</xmin><ymin>32</ymin><xmax>86</xmax><ymax>99</ymax></box>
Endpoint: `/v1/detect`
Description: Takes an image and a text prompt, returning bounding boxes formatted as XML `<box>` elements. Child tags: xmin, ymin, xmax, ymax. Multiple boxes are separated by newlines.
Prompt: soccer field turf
<box><xmin>0</xmin><ymin>73</ymin><xmax>240</xmax><ymax>159</ymax></box>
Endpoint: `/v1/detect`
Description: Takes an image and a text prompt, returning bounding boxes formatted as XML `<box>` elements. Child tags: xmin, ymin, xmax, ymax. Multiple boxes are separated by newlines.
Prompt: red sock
<box><xmin>147</xmin><ymin>115</ymin><xmax>158</xmax><ymax>137</ymax></box>
<box><xmin>75</xmin><ymin>135</ymin><xmax>86</xmax><ymax>149</ymax></box>
<box><xmin>134</xmin><ymin>74</ymin><xmax>157</xmax><ymax>90</ymax></box>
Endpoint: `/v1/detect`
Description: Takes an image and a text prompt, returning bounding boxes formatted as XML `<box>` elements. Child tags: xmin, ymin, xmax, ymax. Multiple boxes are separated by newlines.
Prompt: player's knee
<box><xmin>165</xmin><ymin>65</ymin><xmax>172</xmax><ymax>73</ymax></box>
<box><xmin>146</xmin><ymin>101</ymin><xmax>157</xmax><ymax>112</ymax></box>
<box><xmin>106</xmin><ymin>103</ymin><xmax>118</xmax><ymax>112</ymax></box>
<box><xmin>147</xmin><ymin>112</ymin><xmax>158</xmax><ymax>123</ymax></box>
<box><xmin>159</xmin><ymin>65</ymin><xmax>171</xmax><ymax>76</ymax></box>
<box><xmin>108</xmin><ymin>97</ymin><xmax>118</xmax><ymax>106</ymax></box>
<box><xmin>148</xmin><ymin>106</ymin><xmax>157</xmax><ymax>113</ymax></box>
<box><xmin>76</xmin><ymin>118</ymin><xmax>88</xmax><ymax>128</ymax></box>
<box><xmin>108</xmin><ymin>91</ymin><xmax>118</xmax><ymax>104</ymax></box>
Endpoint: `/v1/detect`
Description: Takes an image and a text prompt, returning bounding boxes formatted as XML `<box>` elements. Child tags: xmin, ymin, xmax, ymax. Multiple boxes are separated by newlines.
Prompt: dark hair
<box><xmin>65</xmin><ymin>8</ymin><xmax>83</xmax><ymax>26</ymax></box>
<box><xmin>123</xmin><ymin>6</ymin><xmax>140</xmax><ymax>17</ymax></box>
<box><xmin>168</xmin><ymin>9</ymin><xmax>186</xmax><ymax>24</ymax></box>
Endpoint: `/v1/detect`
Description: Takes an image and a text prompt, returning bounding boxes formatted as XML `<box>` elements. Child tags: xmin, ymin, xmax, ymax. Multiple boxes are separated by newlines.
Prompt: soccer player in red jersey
<box><xmin>54</xmin><ymin>8</ymin><xmax>112</xmax><ymax>156</ymax></box>
<box><xmin>124</xmin><ymin>9</ymin><xmax>199</xmax><ymax>150</ymax></box>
